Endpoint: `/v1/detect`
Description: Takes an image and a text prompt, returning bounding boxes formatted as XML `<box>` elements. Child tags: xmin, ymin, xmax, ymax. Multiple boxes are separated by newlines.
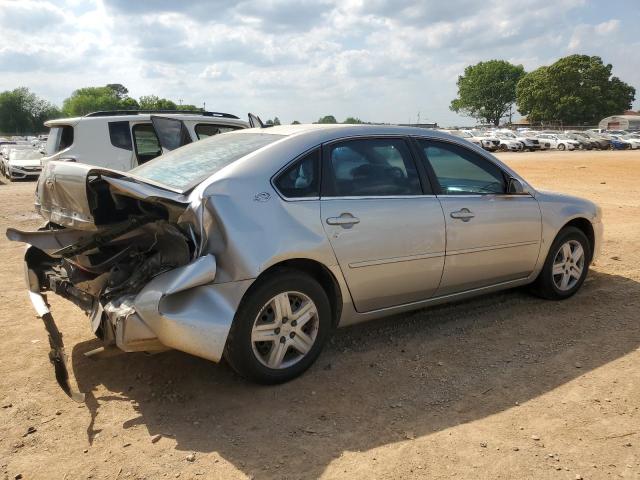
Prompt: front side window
<box><xmin>417</xmin><ymin>139</ymin><xmax>506</xmax><ymax>195</ymax></box>
<box><xmin>108</xmin><ymin>121</ymin><xmax>133</xmax><ymax>150</ymax></box>
<box><xmin>132</xmin><ymin>124</ymin><xmax>162</xmax><ymax>164</ymax></box>
<box><xmin>325</xmin><ymin>138</ymin><xmax>421</xmax><ymax>197</ymax></box>
<box><xmin>195</xmin><ymin>123</ymin><xmax>241</xmax><ymax>139</ymax></box>
<box><xmin>274</xmin><ymin>149</ymin><xmax>320</xmax><ymax>198</ymax></box>
<box><xmin>45</xmin><ymin>125</ymin><xmax>74</xmax><ymax>155</ymax></box>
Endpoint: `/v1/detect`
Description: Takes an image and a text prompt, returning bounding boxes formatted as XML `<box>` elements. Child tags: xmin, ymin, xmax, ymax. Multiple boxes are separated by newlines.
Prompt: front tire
<box><xmin>557</xmin><ymin>143</ymin><xmax>566</xmax><ymax>151</ymax></box>
<box><xmin>531</xmin><ymin>227</ymin><xmax>591</xmax><ymax>300</ymax></box>
<box><xmin>224</xmin><ymin>269</ymin><xmax>332</xmax><ymax>384</ymax></box>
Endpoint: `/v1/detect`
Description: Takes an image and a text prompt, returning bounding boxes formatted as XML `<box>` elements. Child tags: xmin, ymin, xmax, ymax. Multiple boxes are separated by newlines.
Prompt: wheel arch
<box><xmin>253</xmin><ymin>258</ymin><xmax>344</xmax><ymax>327</ymax></box>
<box><xmin>561</xmin><ymin>217</ymin><xmax>595</xmax><ymax>262</ymax></box>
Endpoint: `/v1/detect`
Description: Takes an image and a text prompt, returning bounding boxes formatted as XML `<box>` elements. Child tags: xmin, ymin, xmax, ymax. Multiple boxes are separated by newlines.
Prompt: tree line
<box><xmin>2</xmin><ymin>54</ymin><xmax>633</xmax><ymax>134</ymax></box>
<box><xmin>0</xmin><ymin>84</ymin><xmax>202</xmax><ymax>134</ymax></box>
<box><xmin>450</xmin><ymin>54</ymin><xmax>636</xmax><ymax>126</ymax></box>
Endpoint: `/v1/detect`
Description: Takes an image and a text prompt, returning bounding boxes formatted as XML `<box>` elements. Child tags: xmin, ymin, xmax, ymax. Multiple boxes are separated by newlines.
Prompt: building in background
<box><xmin>598</xmin><ymin>113</ymin><xmax>640</xmax><ymax>131</ymax></box>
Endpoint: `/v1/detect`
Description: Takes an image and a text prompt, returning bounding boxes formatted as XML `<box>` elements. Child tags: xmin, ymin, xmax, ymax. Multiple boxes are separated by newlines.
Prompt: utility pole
<box><xmin>203</xmin><ymin>101</ymin><xmax>206</xmax><ymax>112</ymax></box>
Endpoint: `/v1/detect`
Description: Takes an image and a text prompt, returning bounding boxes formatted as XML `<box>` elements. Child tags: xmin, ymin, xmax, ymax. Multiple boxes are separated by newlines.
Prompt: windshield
<box><xmin>131</xmin><ymin>131</ymin><xmax>284</xmax><ymax>191</ymax></box>
<box><xmin>10</xmin><ymin>149</ymin><xmax>42</xmax><ymax>160</ymax></box>
<box><xmin>556</xmin><ymin>134</ymin><xmax>570</xmax><ymax>140</ymax></box>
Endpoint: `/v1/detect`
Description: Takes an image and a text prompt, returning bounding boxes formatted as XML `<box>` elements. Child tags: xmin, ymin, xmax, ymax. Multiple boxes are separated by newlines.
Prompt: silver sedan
<box><xmin>7</xmin><ymin>124</ymin><xmax>602</xmax><ymax>394</ymax></box>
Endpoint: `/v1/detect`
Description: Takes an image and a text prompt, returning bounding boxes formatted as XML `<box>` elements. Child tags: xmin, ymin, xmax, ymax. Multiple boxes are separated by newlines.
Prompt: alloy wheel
<box><xmin>251</xmin><ymin>291</ymin><xmax>319</xmax><ymax>369</ymax></box>
<box><xmin>552</xmin><ymin>240</ymin><xmax>585</xmax><ymax>291</ymax></box>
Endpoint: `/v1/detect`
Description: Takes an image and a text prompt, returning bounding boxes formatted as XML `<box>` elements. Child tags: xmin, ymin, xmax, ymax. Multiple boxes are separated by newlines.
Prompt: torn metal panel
<box><xmin>133</xmin><ymin>255</ymin><xmax>247</xmax><ymax>362</ymax></box>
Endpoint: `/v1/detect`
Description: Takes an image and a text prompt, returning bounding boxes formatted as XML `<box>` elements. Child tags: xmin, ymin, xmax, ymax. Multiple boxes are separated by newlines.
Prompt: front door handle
<box><xmin>326</xmin><ymin>213</ymin><xmax>360</xmax><ymax>228</ymax></box>
<box><xmin>450</xmin><ymin>208</ymin><xmax>474</xmax><ymax>222</ymax></box>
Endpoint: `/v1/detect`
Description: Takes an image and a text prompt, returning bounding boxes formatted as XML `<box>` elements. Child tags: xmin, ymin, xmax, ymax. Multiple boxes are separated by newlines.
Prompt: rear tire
<box><xmin>224</xmin><ymin>269</ymin><xmax>332</xmax><ymax>384</ymax></box>
<box><xmin>531</xmin><ymin>227</ymin><xmax>591</xmax><ymax>300</ymax></box>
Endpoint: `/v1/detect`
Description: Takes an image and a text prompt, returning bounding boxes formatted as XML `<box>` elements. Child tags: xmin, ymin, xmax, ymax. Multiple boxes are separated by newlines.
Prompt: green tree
<box><xmin>317</xmin><ymin>115</ymin><xmax>337</xmax><ymax>124</ymax></box>
<box><xmin>291</xmin><ymin>120</ymin><xmax>301</xmax><ymax>124</ymax></box>
<box><xmin>62</xmin><ymin>86</ymin><xmax>138</xmax><ymax>116</ymax></box>
<box><xmin>0</xmin><ymin>87</ymin><xmax>60</xmax><ymax>134</ymax></box>
<box><xmin>450</xmin><ymin>60</ymin><xmax>526</xmax><ymax>126</ymax></box>
<box><xmin>138</xmin><ymin>95</ymin><xmax>177</xmax><ymax>110</ymax></box>
<box><xmin>177</xmin><ymin>104</ymin><xmax>200</xmax><ymax>111</ymax></box>
<box><xmin>272</xmin><ymin>116</ymin><xmax>281</xmax><ymax>125</ymax></box>
<box><xmin>516</xmin><ymin>54</ymin><xmax>635</xmax><ymax>125</ymax></box>
<box><xmin>106</xmin><ymin>83</ymin><xmax>129</xmax><ymax>99</ymax></box>
<box><xmin>343</xmin><ymin>116</ymin><xmax>363</xmax><ymax>124</ymax></box>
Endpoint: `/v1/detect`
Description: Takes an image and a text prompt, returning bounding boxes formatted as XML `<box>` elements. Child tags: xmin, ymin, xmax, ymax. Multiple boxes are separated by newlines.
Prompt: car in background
<box><xmin>8</xmin><ymin>125</ymin><xmax>602</xmax><ymax>393</ymax></box>
<box><xmin>495</xmin><ymin>130</ymin><xmax>541</xmax><ymax>151</ymax></box>
<box><xmin>608</xmin><ymin>134</ymin><xmax>637</xmax><ymax>149</ymax></box>
<box><xmin>536</xmin><ymin>133</ymin><xmax>580</xmax><ymax>151</ymax></box>
<box><xmin>42</xmin><ymin>110</ymin><xmax>249</xmax><ymax>171</ymax></box>
<box><xmin>440</xmin><ymin>130</ymin><xmax>482</xmax><ymax>148</ymax></box>
<box><xmin>469</xmin><ymin>130</ymin><xmax>501</xmax><ymax>151</ymax></box>
<box><xmin>494</xmin><ymin>132</ymin><xmax>524</xmax><ymax>151</ymax></box>
<box><xmin>579</xmin><ymin>131</ymin><xmax>611</xmax><ymax>150</ymax></box>
<box><xmin>2</xmin><ymin>148</ymin><xmax>43</xmax><ymax>180</ymax></box>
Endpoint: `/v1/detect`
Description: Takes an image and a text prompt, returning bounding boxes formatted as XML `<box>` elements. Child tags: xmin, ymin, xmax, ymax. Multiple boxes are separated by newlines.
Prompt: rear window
<box><xmin>45</xmin><ymin>125</ymin><xmax>74</xmax><ymax>155</ymax></box>
<box><xmin>131</xmin><ymin>131</ymin><xmax>284</xmax><ymax>191</ymax></box>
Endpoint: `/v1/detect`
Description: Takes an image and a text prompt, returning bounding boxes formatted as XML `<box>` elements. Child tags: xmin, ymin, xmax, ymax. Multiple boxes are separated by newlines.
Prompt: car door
<box><xmin>414</xmin><ymin>138</ymin><xmax>542</xmax><ymax>296</ymax></box>
<box><xmin>320</xmin><ymin>137</ymin><xmax>446</xmax><ymax>312</ymax></box>
<box><xmin>150</xmin><ymin>116</ymin><xmax>193</xmax><ymax>153</ymax></box>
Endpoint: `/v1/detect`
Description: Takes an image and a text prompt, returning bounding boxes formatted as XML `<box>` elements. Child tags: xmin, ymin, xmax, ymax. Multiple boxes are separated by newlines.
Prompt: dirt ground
<box><xmin>1</xmin><ymin>150</ymin><xmax>639</xmax><ymax>480</ymax></box>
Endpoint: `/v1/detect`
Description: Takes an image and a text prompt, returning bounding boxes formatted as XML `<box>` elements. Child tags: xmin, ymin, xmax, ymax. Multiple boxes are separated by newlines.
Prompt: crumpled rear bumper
<box><xmin>21</xmin><ymin>245</ymin><xmax>253</xmax><ymax>399</ymax></box>
<box><xmin>133</xmin><ymin>255</ymin><xmax>253</xmax><ymax>362</ymax></box>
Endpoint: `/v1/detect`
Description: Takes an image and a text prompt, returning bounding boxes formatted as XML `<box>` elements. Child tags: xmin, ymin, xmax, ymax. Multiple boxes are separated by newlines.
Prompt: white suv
<box><xmin>42</xmin><ymin>110</ymin><xmax>249</xmax><ymax>171</ymax></box>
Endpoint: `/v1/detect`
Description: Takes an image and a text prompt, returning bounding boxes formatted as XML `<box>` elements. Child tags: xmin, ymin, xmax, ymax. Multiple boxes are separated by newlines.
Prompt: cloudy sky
<box><xmin>0</xmin><ymin>0</ymin><xmax>638</xmax><ymax>125</ymax></box>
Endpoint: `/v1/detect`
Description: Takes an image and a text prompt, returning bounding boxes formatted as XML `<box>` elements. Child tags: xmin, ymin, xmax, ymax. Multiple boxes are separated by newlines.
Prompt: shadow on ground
<box><xmin>71</xmin><ymin>270</ymin><xmax>640</xmax><ymax>479</ymax></box>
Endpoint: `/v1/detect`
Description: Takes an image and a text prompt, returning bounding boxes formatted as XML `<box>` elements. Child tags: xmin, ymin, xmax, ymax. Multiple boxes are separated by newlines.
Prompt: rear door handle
<box><xmin>326</xmin><ymin>213</ymin><xmax>360</xmax><ymax>228</ymax></box>
<box><xmin>450</xmin><ymin>208</ymin><xmax>474</xmax><ymax>222</ymax></box>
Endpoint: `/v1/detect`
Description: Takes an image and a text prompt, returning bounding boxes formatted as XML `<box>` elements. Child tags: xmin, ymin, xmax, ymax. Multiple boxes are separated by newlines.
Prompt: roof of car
<box><xmin>45</xmin><ymin>112</ymin><xmax>248</xmax><ymax>127</ymax></box>
<box><xmin>236</xmin><ymin>123</ymin><xmax>449</xmax><ymax>139</ymax></box>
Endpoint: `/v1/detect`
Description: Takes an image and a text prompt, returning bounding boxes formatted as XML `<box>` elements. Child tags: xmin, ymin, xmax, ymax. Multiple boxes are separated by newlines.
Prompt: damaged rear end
<box><xmin>7</xmin><ymin>161</ymin><xmax>225</xmax><ymax>400</ymax></box>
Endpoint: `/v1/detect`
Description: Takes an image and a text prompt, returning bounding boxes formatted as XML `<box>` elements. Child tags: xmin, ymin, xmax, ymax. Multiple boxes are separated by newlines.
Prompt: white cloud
<box><xmin>0</xmin><ymin>0</ymin><xmax>636</xmax><ymax>125</ymax></box>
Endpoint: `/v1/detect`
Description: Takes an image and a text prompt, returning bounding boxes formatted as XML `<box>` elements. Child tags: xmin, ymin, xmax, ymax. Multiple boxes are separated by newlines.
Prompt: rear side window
<box><xmin>108</xmin><ymin>121</ymin><xmax>132</xmax><ymax>150</ymax></box>
<box><xmin>195</xmin><ymin>123</ymin><xmax>240</xmax><ymax>139</ymax></box>
<box><xmin>324</xmin><ymin>138</ymin><xmax>421</xmax><ymax>197</ymax></box>
<box><xmin>274</xmin><ymin>149</ymin><xmax>320</xmax><ymax>198</ymax></box>
<box><xmin>45</xmin><ymin>125</ymin><xmax>74</xmax><ymax>155</ymax></box>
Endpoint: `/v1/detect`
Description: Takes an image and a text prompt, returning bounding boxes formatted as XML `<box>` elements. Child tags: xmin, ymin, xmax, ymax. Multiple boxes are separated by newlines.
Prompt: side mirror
<box><xmin>507</xmin><ymin>177</ymin><xmax>526</xmax><ymax>194</ymax></box>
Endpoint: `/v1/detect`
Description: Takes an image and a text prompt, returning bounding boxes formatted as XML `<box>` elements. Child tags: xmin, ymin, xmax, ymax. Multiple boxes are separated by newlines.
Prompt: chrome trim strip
<box><xmin>321</xmin><ymin>195</ymin><xmax>437</xmax><ymax>200</ymax></box>
<box><xmin>349</xmin><ymin>251</ymin><xmax>445</xmax><ymax>268</ymax></box>
<box><xmin>447</xmin><ymin>240</ymin><xmax>539</xmax><ymax>256</ymax></box>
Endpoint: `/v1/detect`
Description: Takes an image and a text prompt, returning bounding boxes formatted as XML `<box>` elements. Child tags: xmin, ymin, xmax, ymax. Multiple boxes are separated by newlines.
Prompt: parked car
<box><xmin>469</xmin><ymin>130</ymin><xmax>501</xmax><ymax>151</ymax></box>
<box><xmin>602</xmin><ymin>134</ymin><xmax>632</xmax><ymax>150</ymax></box>
<box><xmin>536</xmin><ymin>133</ymin><xmax>580</xmax><ymax>151</ymax></box>
<box><xmin>2</xmin><ymin>148</ymin><xmax>43</xmax><ymax>180</ymax></box>
<box><xmin>563</xmin><ymin>132</ymin><xmax>595</xmax><ymax>150</ymax></box>
<box><xmin>42</xmin><ymin>110</ymin><xmax>249</xmax><ymax>171</ymax></box>
<box><xmin>607</xmin><ymin>134</ymin><xmax>637</xmax><ymax>149</ymax></box>
<box><xmin>580</xmin><ymin>131</ymin><xmax>612</xmax><ymax>150</ymax></box>
<box><xmin>495</xmin><ymin>130</ymin><xmax>541</xmax><ymax>151</ymax></box>
<box><xmin>440</xmin><ymin>130</ymin><xmax>482</xmax><ymax>148</ymax></box>
<box><xmin>493</xmin><ymin>132</ymin><xmax>524</xmax><ymax>151</ymax></box>
<box><xmin>7</xmin><ymin>125</ymin><xmax>602</xmax><ymax>396</ymax></box>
